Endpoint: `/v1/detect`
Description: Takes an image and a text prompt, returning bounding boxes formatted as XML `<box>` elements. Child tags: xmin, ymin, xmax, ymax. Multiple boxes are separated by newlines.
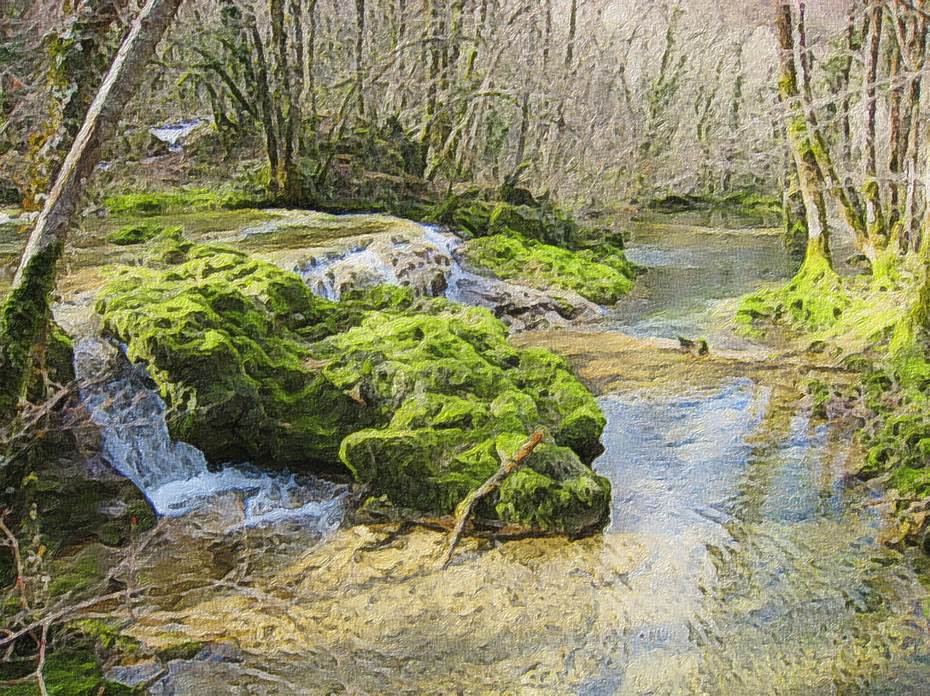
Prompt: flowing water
<box><xmin>74</xmin><ymin>337</ymin><xmax>347</xmax><ymax>532</ymax></box>
<box><xmin>83</xmin><ymin>214</ymin><xmax>930</xmax><ymax>694</ymax></box>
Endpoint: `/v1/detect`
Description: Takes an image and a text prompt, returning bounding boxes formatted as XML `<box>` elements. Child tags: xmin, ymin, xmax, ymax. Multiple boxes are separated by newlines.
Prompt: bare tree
<box><xmin>0</xmin><ymin>0</ymin><xmax>185</xmax><ymax>419</ymax></box>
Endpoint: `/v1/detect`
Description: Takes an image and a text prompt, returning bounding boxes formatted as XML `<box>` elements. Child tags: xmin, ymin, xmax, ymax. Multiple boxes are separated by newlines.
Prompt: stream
<box><xmin>75</xmin><ymin>214</ymin><xmax>930</xmax><ymax>694</ymax></box>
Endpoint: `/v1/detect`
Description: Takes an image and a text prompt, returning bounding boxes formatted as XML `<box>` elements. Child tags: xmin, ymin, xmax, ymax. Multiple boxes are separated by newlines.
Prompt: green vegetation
<box><xmin>737</xmin><ymin>244</ymin><xmax>848</xmax><ymax>334</ymax></box>
<box><xmin>645</xmin><ymin>190</ymin><xmax>782</xmax><ymax>226</ymax></box>
<box><xmin>95</xmin><ymin>228</ymin><xmax>366</xmax><ymax>470</ymax></box>
<box><xmin>106</xmin><ymin>221</ymin><xmax>177</xmax><ymax>246</ymax></box>
<box><xmin>103</xmin><ymin>187</ymin><xmax>264</xmax><ymax>217</ymax></box>
<box><xmin>0</xmin><ymin>649</ymin><xmax>135</xmax><ymax>696</ymax></box>
<box><xmin>463</xmin><ymin>232</ymin><xmax>636</xmax><ymax>304</ymax></box>
<box><xmin>432</xmin><ymin>197</ymin><xmax>580</xmax><ymax>247</ymax></box>
<box><xmin>0</xmin><ymin>243</ymin><xmax>64</xmax><ymax>419</ymax></box>
<box><xmin>95</xmin><ymin>231</ymin><xmax>610</xmax><ymax>533</ymax></box>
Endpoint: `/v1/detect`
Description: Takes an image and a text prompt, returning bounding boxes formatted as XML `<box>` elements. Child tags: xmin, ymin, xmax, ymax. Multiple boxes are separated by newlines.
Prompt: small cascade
<box><xmin>420</xmin><ymin>225</ymin><xmax>493</xmax><ymax>304</ymax></box>
<box><xmin>149</xmin><ymin>118</ymin><xmax>205</xmax><ymax>153</ymax></box>
<box><xmin>293</xmin><ymin>224</ymin><xmax>601</xmax><ymax>330</ymax></box>
<box><xmin>74</xmin><ymin>338</ymin><xmax>346</xmax><ymax>532</ymax></box>
<box><xmin>297</xmin><ymin>242</ymin><xmax>402</xmax><ymax>301</ymax></box>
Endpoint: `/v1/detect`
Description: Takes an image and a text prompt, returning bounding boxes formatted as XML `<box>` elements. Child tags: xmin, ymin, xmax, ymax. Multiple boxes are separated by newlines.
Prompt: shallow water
<box><xmin>90</xmin><ymin>213</ymin><xmax>930</xmax><ymax>694</ymax></box>
<box><xmin>611</xmin><ymin>219</ymin><xmax>797</xmax><ymax>346</ymax></box>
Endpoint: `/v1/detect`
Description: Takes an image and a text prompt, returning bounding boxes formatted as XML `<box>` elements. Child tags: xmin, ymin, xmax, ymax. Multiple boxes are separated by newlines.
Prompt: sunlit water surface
<box><xmin>100</xmin><ymin>216</ymin><xmax>930</xmax><ymax>695</ymax></box>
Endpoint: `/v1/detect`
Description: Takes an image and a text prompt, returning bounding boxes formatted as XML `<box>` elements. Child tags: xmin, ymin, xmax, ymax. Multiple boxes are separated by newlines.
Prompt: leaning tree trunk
<box><xmin>793</xmin><ymin>0</ymin><xmax>865</xmax><ymax>250</ymax></box>
<box><xmin>0</xmin><ymin>0</ymin><xmax>185</xmax><ymax>419</ymax></box>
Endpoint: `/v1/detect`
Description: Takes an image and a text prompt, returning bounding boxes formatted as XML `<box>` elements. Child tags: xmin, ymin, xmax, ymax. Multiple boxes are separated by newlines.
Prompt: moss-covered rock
<box><xmin>312</xmin><ymin>302</ymin><xmax>608</xmax><ymax>531</ymax></box>
<box><xmin>103</xmin><ymin>187</ymin><xmax>263</xmax><ymax>217</ymax></box>
<box><xmin>95</xmin><ymin>233</ymin><xmax>610</xmax><ymax>533</ymax></box>
<box><xmin>95</xmin><ymin>229</ymin><xmax>368</xmax><ymax>470</ymax></box>
<box><xmin>462</xmin><ymin>232</ymin><xmax>636</xmax><ymax>305</ymax></box>
<box><xmin>433</xmin><ymin>197</ymin><xmax>579</xmax><ymax>247</ymax></box>
<box><xmin>106</xmin><ymin>221</ymin><xmax>176</xmax><ymax>246</ymax></box>
<box><xmin>736</xmin><ymin>244</ymin><xmax>848</xmax><ymax>333</ymax></box>
<box><xmin>645</xmin><ymin>190</ymin><xmax>781</xmax><ymax>227</ymax></box>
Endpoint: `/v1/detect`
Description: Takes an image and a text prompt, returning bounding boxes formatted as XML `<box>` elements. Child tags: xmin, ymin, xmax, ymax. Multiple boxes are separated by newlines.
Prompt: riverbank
<box><xmin>5</xmin><ymin>212</ymin><xmax>930</xmax><ymax>695</ymax></box>
<box><xmin>736</xmin><ymin>242</ymin><xmax>930</xmax><ymax>554</ymax></box>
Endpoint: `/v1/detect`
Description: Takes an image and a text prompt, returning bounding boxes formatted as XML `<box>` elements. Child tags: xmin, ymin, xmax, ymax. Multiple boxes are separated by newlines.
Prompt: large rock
<box><xmin>95</xmin><ymin>231</ymin><xmax>611</xmax><ymax>533</ymax></box>
<box><xmin>95</xmin><ymin>229</ymin><xmax>369</xmax><ymax>470</ymax></box>
<box><xmin>288</xmin><ymin>225</ymin><xmax>603</xmax><ymax>331</ymax></box>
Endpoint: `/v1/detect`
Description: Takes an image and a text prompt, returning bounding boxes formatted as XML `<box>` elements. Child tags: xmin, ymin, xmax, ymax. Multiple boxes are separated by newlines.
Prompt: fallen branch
<box><xmin>439</xmin><ymin>430</ymin><xmax>544</xmax><ymax>569</ymax></box>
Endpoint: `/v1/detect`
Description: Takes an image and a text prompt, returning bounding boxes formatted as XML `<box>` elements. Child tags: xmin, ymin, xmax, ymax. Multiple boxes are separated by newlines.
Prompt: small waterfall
<box><xmin>294</xmin><ymin>224</ymin><xmax>602</xmax><ymax>330</ymax></box>
<box><xmin>420</xmin><ymin>225</ymin><xmax>489</xmax><ymax>304</ymax></box>
<box><xmin>74</xmin><ymin>338</ymin><xmax>346</xmax><ymax>532</ymax></box>
<box><xmin>295</xmin><ymin>224</ymin><xmax>512</xmax><ymax>304</ymax></box>
<box><xmin>297</xmin><ymin>242</ymin><xmax>402</xmax><ymax>301</ymax></box>
<box><xmin>149</xmin><ymin>118</ymin><xmax>205</xmax><ymax>153</ymax></box>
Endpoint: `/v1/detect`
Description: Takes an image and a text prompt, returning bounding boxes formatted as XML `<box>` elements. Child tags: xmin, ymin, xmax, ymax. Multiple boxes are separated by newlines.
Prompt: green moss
<box><xmin>155</xmin><ymin>640</ymin><xmax>205</xmax><ymax>661</ymax></box>
<box><xmin>804</xmin><ymin>379</ymin><xmax>831</xmax><ymax>419</ymax></box>
<box><xmin>644</xmin><ymin>190</ymin><xmax>781</xmax><ymax>226</ymax></box>
<box><xmin>320</xmin><ymin>303</ymin><xmax>609</xmax><ymax>530</ymax></box>
<box><xmin>496</xmin><ymin>464</ymin><xmax>611</xmax><ymax>533</ymax></box>
<box><xmin>0</xmin><ymin>649</ymin><xmax>135</xmax><ymax>695</ymax></box>
<box><xmin>96</xmin><ymin>233</ymin><xmax>610</xmax><ymax>533</ymax></box>
<box><xmin>69</xmin><ymin>619</ymin><xmax>142</xmax><ymax>655</ymax></box>
<box><xmin>737</xmin><ymin>244</ymin><xmax>848</xmax><ymax>333</ymax></box>
<box><xmin>433</xmin><ymin>198</ymin><xmax>579</xmax><ymax>247</ymax></box>
<box><xmin>0</xmin><ymin>242</ymin><xmax>64</xmax><ymax>420</ymax></box>
<box><xmin>463</xmin><ymin>232</ymin><xmax>635</xmax><ymax>304</ymax></box>
<box><xmin>106</xmin><ymin>221</ymin><xmax>176</xmax><ymax>246</ymax></box>
<box><xmin>95</xmin><ymin>229</ymin><xmax>366</xmax><ymax>469</ymax></box>
<box><xmin>104</xmin><ymin>187</ymin><xmax>262</xmax><ymax>217</ymax></box>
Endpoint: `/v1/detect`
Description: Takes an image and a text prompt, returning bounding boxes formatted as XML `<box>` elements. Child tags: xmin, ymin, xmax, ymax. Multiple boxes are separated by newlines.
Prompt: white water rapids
<box><xmin>74</xmin><ymin>338</ymin><xmax>347</xmax><ymax>532</ymax></box>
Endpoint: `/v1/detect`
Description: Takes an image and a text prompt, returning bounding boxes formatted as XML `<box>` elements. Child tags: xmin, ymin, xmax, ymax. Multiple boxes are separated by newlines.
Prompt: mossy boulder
<box><xmin>95</xmin><ymin>232</ymin><xmax>611</xmax><ymax>533</ymax></box>
<box><xmin>313</xmin><ymin>302</ymin><xmax>609</xmax><ymax>531</ymax></box>
<box><xmin>435</xmin><ymin>198</ymin><xmax>579</xmax><ymax>247</ymax></box>
<box><xmin>106</xmin><ymin>221</ymin><xmax>177</xmax><ymax>246</ymax></box>
<box><xmin>103</xmin><ymin>187</ymin><xmax>261</xmax><ymax>217</ymax></box>
<box><xmin>462</xmin><ymin>232</ymin><xmax>636</xmax><ymax>305</ymax></box>
<box><xmin>736</xmin><ymin>245</ymin><xmax>848</xmax><ymax>333</ymax></box>
<box><xmin>95</xmin><ymin>230</ymin><xmax>369</xmax><ymax>470</ymax></box>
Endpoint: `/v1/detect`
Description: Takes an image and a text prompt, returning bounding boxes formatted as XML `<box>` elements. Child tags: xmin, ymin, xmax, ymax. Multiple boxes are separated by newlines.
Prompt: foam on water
<box><xmin>297</xmin><ymin>243</ymin><xmax>401</xmax><ymax>300</ymax></box>
<box><xmin>74</xmin><ymin>338</ymin><xmax>346</xmax><ymax>532</ymax></box>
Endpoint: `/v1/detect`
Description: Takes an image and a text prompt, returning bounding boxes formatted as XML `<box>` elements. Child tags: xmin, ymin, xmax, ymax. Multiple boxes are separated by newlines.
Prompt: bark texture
<box><xmin>0</xmin><ymin>0</ymin><xmax>185</xmax><ymax>419</ymax></box>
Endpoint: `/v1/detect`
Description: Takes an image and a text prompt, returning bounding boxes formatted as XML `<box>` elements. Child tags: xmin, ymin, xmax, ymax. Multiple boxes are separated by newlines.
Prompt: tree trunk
<box><xmin>418</xmin><ymin>0</ymin><xmax>441</xmax><ymax>146</ymax></box>
<box><xmin>247</xmin><ymin>10</ymin><xmax>281</xmax><ymax>192</ymax></box>
<box><xmin>23</xmin><ymin>0</ymin><xmax>129</xmax><ymax>209</ymax></box>
<box><xmin>565</xmin><ymin>0</ymin><xmax>577</xmax><ymax>70</ymax></box>
<box><xmin>269</xmin><ymin>0</ymin><xmax>300</xmax><ymax>201</ymax></box>
<box><xmin>863</xmin><ymin>0</ymin><xmax>885</xmax><ymax>245</ymax></box>
<box><xmin>839</xmin><ymin>8</ymin><xmax>856</xmax><ymax>165</ymax></box>
<box><xmin>774</xmin><ymin>0</ymin><xmax>830</xmax><ymax>260</ymax></box>
<box><xmin>354</xmin><ymin>0</ymin><xmax>366</xmax><ymax>117</ymax></box>
<box><xmin>287</xmin><ymin>0</ymin><xmax>305</xmax><ymax>201</ymax></box>
<box><xmin>792</xmin><ymin>0</ymin><xmax>866</xmax><ymax>251</ymax></box>
<box><xmin>0</xmin><ymin>0</ymin><xmax>185</xmax><ymax>419</ymax></box>
<box><xmin>888</xmin><ymin>17</ymin><xmax>905</xmax><ymax>232</ymax></box>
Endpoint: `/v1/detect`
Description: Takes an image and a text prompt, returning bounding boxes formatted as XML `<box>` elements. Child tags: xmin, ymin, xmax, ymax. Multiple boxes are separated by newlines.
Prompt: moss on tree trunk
<box><xmin>0</xmin><ymin>242</ymin><xmax>64</xmax><ymax>420</ymax></box>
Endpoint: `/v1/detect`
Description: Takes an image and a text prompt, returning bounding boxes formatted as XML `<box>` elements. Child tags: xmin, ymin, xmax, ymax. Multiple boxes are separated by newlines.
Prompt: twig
<box><xmin>0</xmin><ymin>512</ymin><xmax>29</xmax><ymax>611</ymax></box>
<box><xmin>439</xmin><ymin>430</ymin><xmax>544</xmax><ymax>569</ymax></box>
<box><xmin>35</xmin><ymin>623</ymin><xmax>48</xmax><ymax>696</ymax></box>
<box><xmin>0</xmin><ymin>587</ymin><xmax>149</xmax><ymax>650</ymax></box>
